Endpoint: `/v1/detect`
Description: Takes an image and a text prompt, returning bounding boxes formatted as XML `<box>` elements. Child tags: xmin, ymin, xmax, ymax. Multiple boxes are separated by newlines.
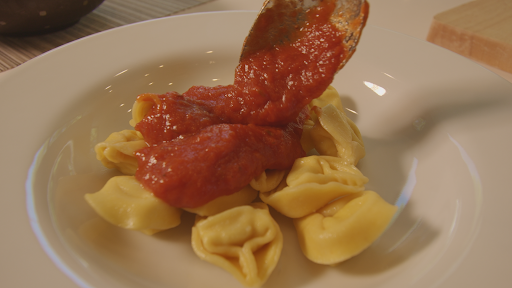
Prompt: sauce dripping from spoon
<box><xmin>134</xmin><ymin>0</ymin><xmax>369</xmax><ymax>208</ymax></box>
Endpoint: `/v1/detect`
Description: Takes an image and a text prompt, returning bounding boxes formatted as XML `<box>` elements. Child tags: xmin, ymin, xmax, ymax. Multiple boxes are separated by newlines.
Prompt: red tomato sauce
<box><xmin>134</xmin><ymin>1</ymin><xmax>367</xmax><ymax>208</ymax></box>
<box><xmin>136</xmin><ymin>119</ymin><xmax>306</xmax><ymax>208</ymax></box>
<box><xmin>134</xmin><ymin>92</ymin><xmax>223</xmax><ymax>146</ymax></box>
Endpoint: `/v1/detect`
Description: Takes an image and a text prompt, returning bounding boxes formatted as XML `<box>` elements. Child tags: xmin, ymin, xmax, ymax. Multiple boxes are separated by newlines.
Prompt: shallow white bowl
<box><xmin>1</xmin><ymin>11</ymin><xmax>511</xmax><ymax>288</ymax></box>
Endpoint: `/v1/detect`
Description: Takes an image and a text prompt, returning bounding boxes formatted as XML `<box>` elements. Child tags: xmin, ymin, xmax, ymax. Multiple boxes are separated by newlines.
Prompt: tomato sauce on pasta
<box><xmin>134</xmin><ymin>1</ymin><xmax>367</xmax><ymax>208</ymax></box>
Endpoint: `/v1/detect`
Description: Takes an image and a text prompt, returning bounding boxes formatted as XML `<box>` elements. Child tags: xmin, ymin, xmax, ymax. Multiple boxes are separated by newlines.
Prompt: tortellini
<box><xmin>183</xmin><ymin>185</ymin><xmax>258</xmax><ymax>216</ymax></box>
<box><xmin>94</xmin><ymin>129</ymin><xmax>148</xmax><ymax>175</ymax></box>
<box><xmin>84</xmin><ymin>176</ymin><xmax>182</xmax><ymax>235</ymax></box>
<box><xmin>129</xmin><ymin>93</ymin><xmax>157</xmax><ymax>127</ymax></box>
<box><xmin>300</xmin><ymin>86</ymin><xmax>342</xmax><ymax>154</ymax></box>
<box><xmin>294</xmin><ymin>191</ymin><xmax>397</xmax><ymax>265</ymax></box>
<box><xmin>308</xmin><ymin>85</ymin><xmax>345</xmax><ymax>118</ymax></box>
<box><xmin>302</xmin><ymin>86</ymin><xmax>365</xmax><ymax>165</ymax></box>
<box><xmin>260</xmin><ymin>155</ymin><xmax>368</xmax><ymax>218</ymax></box>
<box><xmin>308</xmin><ymin>103</ymin><xmax>365</xmax><ymax>165</ymax></box>
<box><xmin>86</xmin><ymin>85</ymin><xmax>399</xmax><ymax>286</ymax></box>
<box><xmin>191</xmin><ymin>203</ymin><xmax>283</xmax><ymax>287</ymax></box>
<box><xmin>249</xmin><ymin>169</ymin><xmax>287</xmax><ymax>193</ymax></box>
<box><xmin>256</xmin><ymin>86</ymin><xmax>396</xmax><ymax>268</ymax></box>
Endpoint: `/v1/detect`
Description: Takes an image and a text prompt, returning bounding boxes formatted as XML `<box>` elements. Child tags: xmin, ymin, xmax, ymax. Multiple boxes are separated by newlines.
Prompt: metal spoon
<box><xmin>240</xmin><ymin>0</ymin><xmax>369</xmax><ymax>72</ymax></box>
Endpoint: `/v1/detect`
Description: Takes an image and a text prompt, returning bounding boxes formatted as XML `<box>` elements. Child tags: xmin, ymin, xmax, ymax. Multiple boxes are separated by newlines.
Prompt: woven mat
<box><xmin>0</xmin><ymin>0</ymin><xmax>213</xmax><ymax>72</ymax></box>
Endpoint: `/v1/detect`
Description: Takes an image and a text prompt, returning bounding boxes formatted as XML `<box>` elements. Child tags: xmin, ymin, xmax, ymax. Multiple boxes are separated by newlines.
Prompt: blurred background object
<box><xmin>0</xmin><ymin>0</ymin><xmax>105</xmax><ymax>36</ymax></box>
<box><xmin>0</xmin><ymin>0</ymin><xmax>213</xmax><ymax>72</ymax></box>
<box><xmin>427</xmin><ymin>0</ymin><xmax>512</xmax><ymax>74</ymax></box>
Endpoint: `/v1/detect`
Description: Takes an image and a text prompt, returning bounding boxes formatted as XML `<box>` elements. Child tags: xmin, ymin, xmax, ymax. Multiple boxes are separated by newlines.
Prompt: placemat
<box><xmin>0</xmin><ymin>0</ymin><xmax>213</xmax><ymax>72</ymax></box>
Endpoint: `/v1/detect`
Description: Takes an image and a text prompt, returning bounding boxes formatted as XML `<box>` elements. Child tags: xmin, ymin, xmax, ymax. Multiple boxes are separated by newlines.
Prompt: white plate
<box><xmin>1</xmin><ymin>11</ymin><xmax>511</xmax><ymax>288</ymax></box>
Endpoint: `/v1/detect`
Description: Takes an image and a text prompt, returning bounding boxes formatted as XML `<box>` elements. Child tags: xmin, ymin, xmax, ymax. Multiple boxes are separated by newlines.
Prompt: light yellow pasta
<box><xmin>260</xmin><ymin>155</ymin><xmax>368</xmax><ymax>218</ymax></box>
<box><xmin>293</xmin><ymin>191</ymin><xmax>397</xmax><ymax>265</ymax></box>
<box><xmin>308</xmin><ymin>85</ymin><xmax>344</xmax><ymax>118</ymax></box>
<box><xmin>309</xmin><ymin>103</ymin><xmax>365</xmax><ymax>165</ymax></box>
<box><xmin>301</xmin><ymin>86</ymin><xmax>342</xmax><ymax>153</ymax></box>
<box><xmin>249</xmin><ymin>169</ymin><xmax>287</xmax><ymax>193</ymax></box>
<box><xmin>129</xmin><ymin>97</ymin><xmax>155</xmax><ymax>127</ymax></box>
<box><xmin>191</xmin><ymin>202</ymin><xmax>282</xmax><ymax>287</ymax></box>
<box><xmin>87</xmin><ymin>84</ymin><xmax>398</xmax><ymax>285</ymax></box>
<box><xmin>95</xmin><ymin>130</ymin><xmax>148</xmax><ymax>175</ymax></box>
<box><xmin>300</xmin><ymin>118</ymin><xmax>317</xmax><ymax>153</ymax></box>
<box><xmin>183</xmin><ymin>185</ymin><xmax>258</xmax><ymax>216</ymax></box>
<box><xmin>84</xmin><ymin>176</ymin><xmax>182</xmax><ymax>235</ymax></box>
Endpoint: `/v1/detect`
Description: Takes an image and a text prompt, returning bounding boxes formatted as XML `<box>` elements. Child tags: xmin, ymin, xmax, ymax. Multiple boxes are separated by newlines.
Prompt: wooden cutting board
<box><xmin>427</xmin><ymin>0</ymin><xmax>512</xmax><ymax>74</ymax></box>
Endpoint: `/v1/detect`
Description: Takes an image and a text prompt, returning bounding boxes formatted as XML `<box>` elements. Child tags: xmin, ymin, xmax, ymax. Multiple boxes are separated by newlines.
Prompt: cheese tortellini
<box><xmin>308</xmin><ymin>85</ymin><xmax>345</xmax><ymax>118</ymax></box>
<box><xmin>249</xmin><ymin>169</ymin><xmax>287</xmax><ymax>193</ymax></box>
<box><xmin>191</xmin><ymin>203</ymin><xmax>283</xmax><ymax>287</ymax></box>
<box><xmin>259</xmin><ymin>87</ymin><xmax>370</xmax><ymax>219</ymax></box>
<box><xmin>294</xmin><ymin>191</ymin><xmax>397</xmax><ymax>265</ymax></box>
<box><xmin>256</xmin><ymin>87</ymin><xmax>396</xmax><ymax>266</ymax></box>
<box><xmin>94</xmin><ymin>129</ymin><xmax>148</xmax><ymax>175</ymax></box>
<box><xmin>302</xmin><ymin>86</ymin><xmax>365</xmax><ymax>165</ymax></box>
<box><xmin>84</xmin><ymin>176</ymin><xmax>182</xmax><ymax>235</ymax></box>
<box><xmin>260</xmin><ymin>155</ymin><xmax>368</xmax><ymax>218</ymax></box>
<box><xmin>183</xmin><ymin>185</ymin><xmax>258</xmax><ymax>216</ymax></box>
<box><xmin>308</xmin><ymin>103</ymin><xmax>365</xmax><ymax>165</ymax></box>
<box><xmin>86</xmin><ymin>85</ymin><xmax>398</xmax><ymax>286</ymax></box>
<box><xmin>129</xmin><ymin>93</ymin><xmax>157</xmax><ymax>127</ymax></box>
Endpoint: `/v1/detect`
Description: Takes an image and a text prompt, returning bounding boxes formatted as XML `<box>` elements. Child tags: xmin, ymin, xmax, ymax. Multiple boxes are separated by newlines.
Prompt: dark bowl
<box><xmin>0</xmin><ymin>0</ymin><xmax>105</xmax><ymax>36</ymax></box>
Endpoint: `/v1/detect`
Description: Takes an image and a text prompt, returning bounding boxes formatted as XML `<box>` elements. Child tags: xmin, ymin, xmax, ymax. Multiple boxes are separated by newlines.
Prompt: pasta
<box><xmin>94</xmin><ymin>129</ymin><xmax>147</xmax><ymax>175</ymax></box>
<box><xmin>129</xmin><ymin>93</ymin><xmax>157</xmax><ymax>127</ymax></box>
<box><xmin>308</xmin><ymin>85</ymin><xmax>345</xmax><ymax>118</ymax></box>
<box><xmin>259</xmin><ymin>155</ymin><xmax>368</xmax><ymax>218</ymax></box>
<box><xmin>84</xmin><ymin>175</ymin><xmax>182</xmax><ymax>235</ymax></box>
<box><xmin>191</xmin><ymin>202</ymin><xmax>283</xmax><ymax>287</ymax></box>
<box><xmin>183</xmin><ymin>185</ymin><xmax>258</xmax><ymax>216</ymax></box>
<box><xmin>87</xmin><ymin>85</ymin><xmax>397</xmax><ymax>287</ymax></box>
<box><xmin>300</xmin><ymin>85</ymin><xmax>344</xmax><ymax>153</ymax></box>
<box><xmin>249</xmin><ymin>169</ymin><xmax>287</xmax><ymax>193</ymax></box>
<box><xmin>308</xmin><ymin>103</ymin><xmax>365</xmax><ymax>165</ymax></box>
<box><xmin>293</xmin><ymin>191</ymin><xmax>397</xmax><ymax>265</ymax></box>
